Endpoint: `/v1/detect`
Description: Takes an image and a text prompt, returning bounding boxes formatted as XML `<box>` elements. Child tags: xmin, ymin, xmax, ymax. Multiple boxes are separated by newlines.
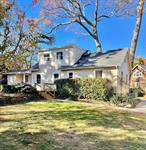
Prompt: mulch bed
<box><xmin>0</xmin><ymin>93</ymin><xmax>42</xmax><ymax>106</ymax></box>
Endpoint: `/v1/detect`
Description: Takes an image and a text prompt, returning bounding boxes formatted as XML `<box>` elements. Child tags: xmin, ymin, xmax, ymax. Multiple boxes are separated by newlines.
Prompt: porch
<box><xmin>6</xmin><ymin>70</ymin><xmax>31</xmax><ymax>85</ymax></box>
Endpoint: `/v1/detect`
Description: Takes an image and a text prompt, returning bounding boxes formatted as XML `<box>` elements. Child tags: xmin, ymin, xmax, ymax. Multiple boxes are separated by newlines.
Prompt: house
<box><xmin>4</xmin><ymin>45</ymin><xmax>131</xmax><ymax>94</ymax></box>
<box><xmin>130</xmin><ymin>64</ymin><xmax>146</xmax><ymax>92</ymax></box>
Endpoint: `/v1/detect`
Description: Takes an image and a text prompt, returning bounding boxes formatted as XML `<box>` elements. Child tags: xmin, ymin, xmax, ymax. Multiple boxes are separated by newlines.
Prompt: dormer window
<box><xmin>44</xmin><ymin>54</ymin><xmax>50</xmax><ymax>61</ymax></box>
<box><xmin>56</xmin><ymin>52</ymin><xmax>63</xmax><ymax>60</ymax></box>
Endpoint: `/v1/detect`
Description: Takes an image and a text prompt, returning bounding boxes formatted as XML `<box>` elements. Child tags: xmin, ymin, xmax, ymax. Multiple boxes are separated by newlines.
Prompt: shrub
<box><xmin>3</xmin><ymin>85</ymin><xmax>17</xmax><ymax>93</ymax></box>
<box><xmin>110</xmin><ymin>95</ymin><xmax>123</xmax><ymax>105</ymax></box>
<box><xmin>124</xmin><ymin>95</ymin><xmax>137</xmax><ymax>108</ymax></box>
<box><xmin>55</xmin><ymin>78</ymin><xmax>114</xmax><ymax>101</ymax></box>
<box><xmin>3</xmin><ymin>83</ymin><xmax>37</xmax><ymax>94</ymax></box>
<box><xmin>131</xmin><ymin>88</ymin><xmax>145</xmax><ymax>97</ymax></box>
<box><xmin>110</xmin><ymin>95</ymin><xmax>137</xmax><ymax>108</ymax></box>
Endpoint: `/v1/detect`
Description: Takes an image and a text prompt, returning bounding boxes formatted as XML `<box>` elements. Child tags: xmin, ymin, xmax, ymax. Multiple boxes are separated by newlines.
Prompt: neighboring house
<box><xmin>4</xmin><ymin>45</ymin><xmax>131</xmax><ymax>94</ymax></box>
<box><xmin>144</xmin><ymin>58</ymin><xmax>146</xmax><ymax>65</ymax></box>
<box><xmin>130</xmin><ymin>65</ymin><xmax>146</xmax><ymax>92</ymax></box>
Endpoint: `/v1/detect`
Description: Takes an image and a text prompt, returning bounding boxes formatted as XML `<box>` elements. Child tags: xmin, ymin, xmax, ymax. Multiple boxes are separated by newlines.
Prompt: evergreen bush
<box><xmin>55</xmin><ymin>78</ymin><xmax>114</xmax><ymax>101</ymax></box>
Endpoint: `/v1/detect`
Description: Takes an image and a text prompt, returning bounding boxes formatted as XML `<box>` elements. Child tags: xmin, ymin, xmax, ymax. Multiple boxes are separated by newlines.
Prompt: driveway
<box><xmin>131</xmin><ymin>97</ymin><xmax>146</xmax><ymax>114</ymax></box>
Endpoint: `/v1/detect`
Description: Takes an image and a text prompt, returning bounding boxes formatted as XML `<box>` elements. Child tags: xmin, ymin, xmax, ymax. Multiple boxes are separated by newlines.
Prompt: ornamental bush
<box><xmin>130</xmin><ymin>88</ymin><xmax>145</xmax><ymax>97</ymax></box>
<box><xmin>55</xmin><ymin>78</ymin><xmax>114</xmax><ymax>101</ymax></box>
<box><xmin>3</xmin><ymin>83</ymin><xmax>37</xmax><ymax>94</ymax></box>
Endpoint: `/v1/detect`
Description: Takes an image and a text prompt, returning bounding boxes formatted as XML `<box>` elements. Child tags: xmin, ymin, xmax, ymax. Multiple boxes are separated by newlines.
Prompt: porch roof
<box><xmin>4</xmin><ymin>63</ymin><xmax>39</xmax><ymax>75</ymax></box>
<box><xmin>4</xmin><ymin>69</ymin><xmax>31</xmax><ymax>75</ymax></box>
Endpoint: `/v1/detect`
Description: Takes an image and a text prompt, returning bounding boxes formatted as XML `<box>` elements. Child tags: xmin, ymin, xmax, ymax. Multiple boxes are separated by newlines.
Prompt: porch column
<box><xmin>23</xmin><ymin>74</ymin><xmax>25</xmax><ymax>83</ymax></box>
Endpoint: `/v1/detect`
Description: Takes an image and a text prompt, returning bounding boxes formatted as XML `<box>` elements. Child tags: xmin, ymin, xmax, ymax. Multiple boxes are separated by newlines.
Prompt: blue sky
<box><xmin>18</xmin><ymin>0</ymin><xmax>146</xmax><ymax>58</ymax></box>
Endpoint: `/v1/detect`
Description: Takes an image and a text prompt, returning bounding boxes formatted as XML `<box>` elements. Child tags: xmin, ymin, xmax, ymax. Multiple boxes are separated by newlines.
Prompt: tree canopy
<box><xmin>0</xmin><ymin>0</ymin><xmax>54</xmax><ymax>74</ymax></box>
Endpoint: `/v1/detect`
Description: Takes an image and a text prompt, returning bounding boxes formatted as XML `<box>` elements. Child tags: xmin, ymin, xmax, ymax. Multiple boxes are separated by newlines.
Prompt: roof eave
<box><xmin>61</xmin><ymin>65</ymin><xmax>117</xmax><ymax>71</ymax></box>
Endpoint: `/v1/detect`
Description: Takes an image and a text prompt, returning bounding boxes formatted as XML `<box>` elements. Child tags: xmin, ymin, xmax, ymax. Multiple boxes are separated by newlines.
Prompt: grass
<box><xmin>0</xmin><ymin>100</ymin><xmax>146</xmax><ymax>150</ymax></box>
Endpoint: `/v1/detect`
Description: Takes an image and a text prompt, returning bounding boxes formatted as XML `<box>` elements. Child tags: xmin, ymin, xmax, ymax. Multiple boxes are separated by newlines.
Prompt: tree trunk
<box><xmin>130</xmin><ymin>0</ymin><xmax>144</xmax><ymax>68</ymax></box>
<box><xmin>94</xmin><ymin>34</ymin><xmax>102</xmax><ymax>52</ymax></box>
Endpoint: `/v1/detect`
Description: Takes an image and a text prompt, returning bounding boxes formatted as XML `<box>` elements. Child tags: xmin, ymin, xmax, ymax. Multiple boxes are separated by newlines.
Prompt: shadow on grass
<box><xmin>0</xmin><ymin>94</ymin><xmax>45</xmax><ymax>106</ymax></box>
<box><xmin>0</xmin><ymin>108</ymin><xmax>145</xmax><ymax>130</ymax></box>
<box><xmin>0</xmin><ymin>101</ymin><xmax>146</xmax><ymax>149</ymax></box>
<box><xmin>0</xmin><ymin>129</ymin><xmax>146</xmax><ymax>150</ymax></box>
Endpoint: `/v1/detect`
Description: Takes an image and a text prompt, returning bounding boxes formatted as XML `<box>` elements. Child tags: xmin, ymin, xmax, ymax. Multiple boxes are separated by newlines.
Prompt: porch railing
<box><xmin>44</xmin><ymin>83</ymin><xmax>56</xmax><ymax>91</ymax></box>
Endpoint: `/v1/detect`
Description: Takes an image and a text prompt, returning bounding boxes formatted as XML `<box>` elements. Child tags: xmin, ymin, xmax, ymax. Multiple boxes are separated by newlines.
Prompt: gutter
<box><xmin>61</xmin><ymin>65</ymin><xmax>117</xmax><ymax>71</ymax></box>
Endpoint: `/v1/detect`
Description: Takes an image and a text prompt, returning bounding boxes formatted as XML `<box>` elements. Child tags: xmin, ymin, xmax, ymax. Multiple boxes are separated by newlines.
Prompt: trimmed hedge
<box><xmin>55</xmin><ymin>78</ymin><xmax>114</xmax><ymax>101</ymax></box>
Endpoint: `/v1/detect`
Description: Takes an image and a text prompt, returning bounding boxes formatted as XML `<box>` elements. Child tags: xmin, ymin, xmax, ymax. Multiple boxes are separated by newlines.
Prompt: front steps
<box><xmin>38</xmin><ymin>91</ymin><xmax>56</xmax><ymax>100</ymax></box>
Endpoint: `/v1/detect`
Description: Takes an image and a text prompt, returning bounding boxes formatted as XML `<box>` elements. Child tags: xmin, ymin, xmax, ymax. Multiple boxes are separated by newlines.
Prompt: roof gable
<box><xmin>132</xmin><ymin>65</ymin><xmax>146</xmax><ymax>72</ymax></box>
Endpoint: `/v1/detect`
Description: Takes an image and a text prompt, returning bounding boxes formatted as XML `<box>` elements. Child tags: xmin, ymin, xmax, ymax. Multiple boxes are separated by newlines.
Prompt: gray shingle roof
<box><xmin>4</xmin><ymin>69</ymin><xmax>30</xmax><ymax>75</ymax></box>
<box><xmin>60</xmin><ymin>48</ymin><xmax>129</xmax><ymax>70</ymax></box>
<box><xmin>139</xmin><ymin>65</ymin><xmax>146</xmax><ymax>71</ymax></box>
<box><xmin>4</xmin><ymin>63</ymin><xmax>39</xmax><ymax>75</ymax></box>
<box><xmin>31</xmin><ymin>63</ymin><xmax>39</xmax><ymax>70</ymax></box>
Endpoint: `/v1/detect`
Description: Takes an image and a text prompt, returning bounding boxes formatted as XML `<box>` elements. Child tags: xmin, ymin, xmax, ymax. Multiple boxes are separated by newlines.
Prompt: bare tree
<box><xmin>130</xmin><ymin>0</ymin><xmax>145</xmax><ymax>67</ymax></box>
<box><xmin>33</xmin><ymin>0</ymin><xmax>136</xmax><ymax>52</ymax></box>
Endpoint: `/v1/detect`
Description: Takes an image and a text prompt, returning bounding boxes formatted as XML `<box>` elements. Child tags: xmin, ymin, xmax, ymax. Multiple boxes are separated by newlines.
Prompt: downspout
<box><xmin>116</xmin><ymin>65</ymin><xmax>119</xmax><ymax>95</ymax></box>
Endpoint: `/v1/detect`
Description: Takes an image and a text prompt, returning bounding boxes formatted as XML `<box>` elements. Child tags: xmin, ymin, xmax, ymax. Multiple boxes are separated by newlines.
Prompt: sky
<box><xmin>17</xmin><ymin>0</ymin><xmax>146</xmax><ymax>58</ymax></box>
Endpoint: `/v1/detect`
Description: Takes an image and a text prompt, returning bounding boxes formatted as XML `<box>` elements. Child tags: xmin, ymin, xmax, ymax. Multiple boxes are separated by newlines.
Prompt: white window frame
<box><xmin>133</xmin><ymin>70</ymin><xmax>142</xmax><ymax>77</ymax></box>
<box><xmin>56</xmin><ymin>52</ymin><xmax>63</xmax><ymax>60</ymax></box>
<box><xmin>44</xmin><ymin>53</ymin><xmax>50</xmax><ymax>61</ymax></box>
<box><xmin>54</xmin><ymin>73</ymin><xmax>59</xmax><ymax>80</ymax></box>
<box><xmin>36</xmin><ymin>74</ymin><xmax>41</xmax><ymax>84</ymax></box>
<box><xmin>94</xmin><ymin>69</ymin><xmax>103</xmax><ymax>78</ymax></box>
<box><xmin>135</xmin><ymin>81</ymin><xmax>140</xmax><ymax>88</ymax></box>
<box><xmin>68</xmin><ymin>72</ymin><xmax>74</xmax><ymax>79</ymax></box>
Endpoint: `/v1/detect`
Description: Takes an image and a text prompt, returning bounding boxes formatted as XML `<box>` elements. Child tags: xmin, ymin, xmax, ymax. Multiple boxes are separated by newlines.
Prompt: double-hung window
<box><xmin>95</xmin><ymin>70</ymin><xmax>102</xmax><ymax>78</ymax></box>
<box><xmin>54</xmin><ymin>73</ymin><xmax>59</xmax><ymax>80</ymax></box>
<box><xmin>56</xmin><ymin>52</ymin><xmax>63</xmax><ymax>60</ymax></box>
<box><xmin>69</xmin><ymin>72</ymin><xmax>73</xmax><ymax>79</ymax></box>
<box><xmin>44</xmin><ymin>54</ymin><xmax>50</xmax><ymax>61</ymax></box>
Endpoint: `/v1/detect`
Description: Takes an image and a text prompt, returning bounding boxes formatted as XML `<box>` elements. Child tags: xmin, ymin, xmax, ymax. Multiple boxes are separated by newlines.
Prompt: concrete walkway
<box><xmin>131</xmin><ymin>99</ymin><xmax>146</xmax><ymax>114</ymax></box>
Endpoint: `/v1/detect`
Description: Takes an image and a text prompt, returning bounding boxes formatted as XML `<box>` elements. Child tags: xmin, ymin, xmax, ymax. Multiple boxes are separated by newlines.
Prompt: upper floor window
<box><xmin>133</xmin><ymin>70</ymin><xmax>142</xmax><ymax>77</ymax></box>
<box><xmin>56</xmin><ymin>52</ymin><xmax>63</xmax><ymax>60</ymax></box>
<box><xmin>44</xmin><ymin>54</ymin><xmax>50</xmax><ymax>61</ymax></box>
<box><xmin>36</xmin><ymin>74</ymin><xmax>41</xmax><ymax>84</ymax></box>
<box><xmin>54</xmin><ymin>73</ymin><xmax>59</xmax><ymax>80</ymax></box>
<box><xmin>69</xmin><ymin>72</ymin><xmax>73</xmax><ymax>79</ymax></box>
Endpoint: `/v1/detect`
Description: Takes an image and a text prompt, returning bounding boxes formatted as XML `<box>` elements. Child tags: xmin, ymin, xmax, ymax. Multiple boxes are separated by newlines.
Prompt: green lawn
<box><xmin>0</xmin><ymin>100</ymin><xmax>146</xmax><ymax>150</ymax></box>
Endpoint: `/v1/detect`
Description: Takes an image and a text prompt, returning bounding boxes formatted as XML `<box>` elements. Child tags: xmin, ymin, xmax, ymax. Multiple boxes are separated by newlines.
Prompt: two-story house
<box><xmin>5</xmin><ymin>45</ymin><xmax>131</xmax><ymax>94</ymax></box>
<box><xmin>130</xmin><ymin>64</ymin><xmax>146</xmax><ymax>92</ymax></box>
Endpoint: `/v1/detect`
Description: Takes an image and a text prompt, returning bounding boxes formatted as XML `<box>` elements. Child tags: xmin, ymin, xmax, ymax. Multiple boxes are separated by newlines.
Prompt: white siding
<box><xmin>117</xmin><ymin>54</ymin><xmax>130</xmax><ymax>94</ymax></box>
<box><xmin>62</xmin><ymin>68</ymin><xmax>118</xmax><ymax>91</ymax></box>
<box><xmin>30</xmin><ymin>46</ymin><xmax>85</xmax><ymax>90</ymax></box>
<box><xmin>6</xmin><ymin>46</ymin><xmax>130</xmax><ymax>94</ymax></box>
